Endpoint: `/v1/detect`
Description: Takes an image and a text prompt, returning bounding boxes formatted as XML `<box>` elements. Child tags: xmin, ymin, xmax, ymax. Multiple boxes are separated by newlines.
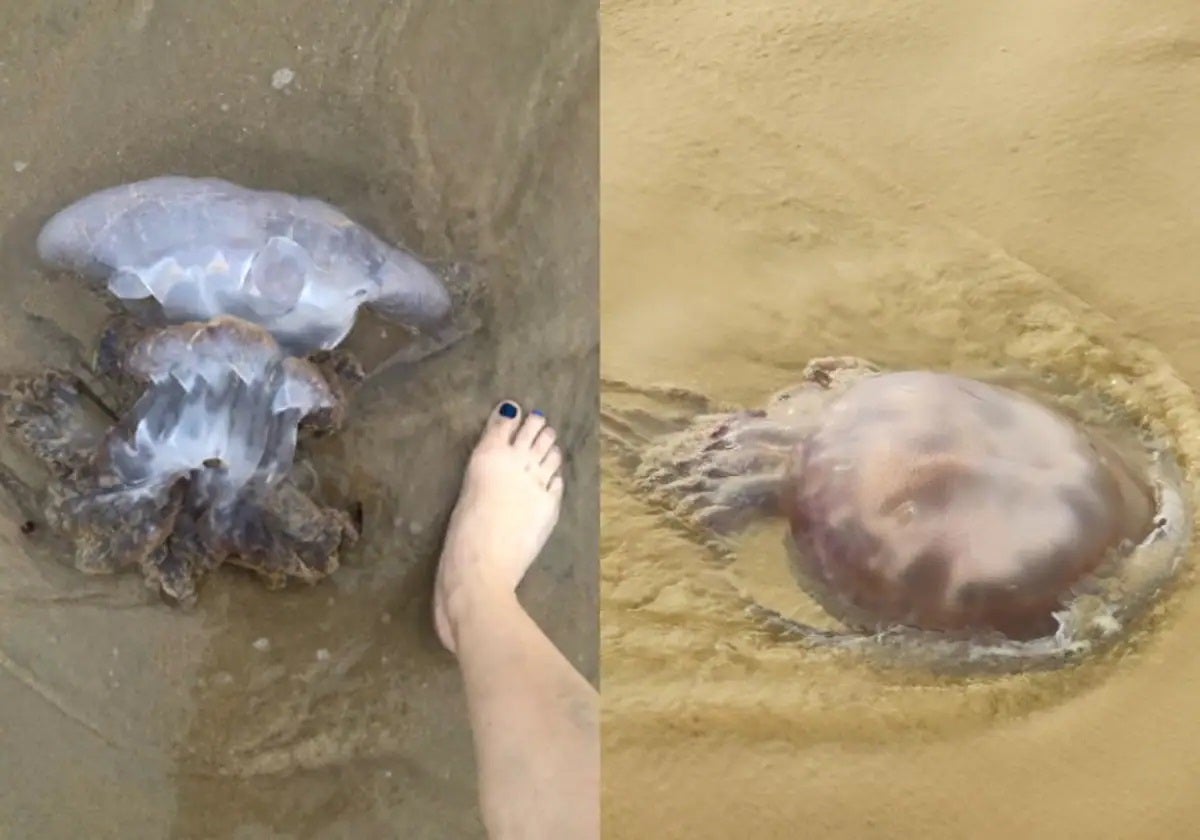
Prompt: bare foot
<box><xmin>434</xmin><ymin>401</ymin><xmax>565</xmax><ymax>652</ymax></box>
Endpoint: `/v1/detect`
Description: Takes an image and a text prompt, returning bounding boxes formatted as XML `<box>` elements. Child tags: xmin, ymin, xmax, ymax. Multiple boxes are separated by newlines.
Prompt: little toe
<box><xmin>537</xmin><ymin>446</ymin><xmax>563</xmax><ymax>486</ymax></box>
<box><xmin>481</xmin><ymin>400</ymin><xmax>522</xmax><ymax>446</ymax></box>
<box><xmin>548</xmin><ymin>473</ymin><xmax>565</xmax><ymax>501</ymax></box>
<box><xmin>513</xmin><ymin>410</ymin><xmax>548</xmax><ymax>451</ymax></box>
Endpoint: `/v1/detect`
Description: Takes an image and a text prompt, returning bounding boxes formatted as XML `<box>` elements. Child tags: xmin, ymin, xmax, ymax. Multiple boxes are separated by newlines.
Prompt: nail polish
<box><xmin>499</xmin><ymin>402</ymin><xmax>518</xmax><ymax>419</ymax></box>
<box><xmin>531</xmin><ymin>409</ymin><xmax>545</xmax><ymax>417</ymax></box>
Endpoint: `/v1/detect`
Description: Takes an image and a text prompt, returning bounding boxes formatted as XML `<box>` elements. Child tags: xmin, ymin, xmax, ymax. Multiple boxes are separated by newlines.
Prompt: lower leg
<box><xmin>434</xmin><ymin>401</ymin><xmax>598</xmax><ymax>840</ymax></box>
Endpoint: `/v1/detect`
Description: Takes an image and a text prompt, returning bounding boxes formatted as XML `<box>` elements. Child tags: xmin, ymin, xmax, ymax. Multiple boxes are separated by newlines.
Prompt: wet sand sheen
<box><xmin>0</xmin><ymin>2</ymin><xmax>596</xmax><ymax>837</ymax></box>
<box><xmin>602</xmin><ymin>1</ymin><xmax>1200</xmax><ymax>838</ymax></box>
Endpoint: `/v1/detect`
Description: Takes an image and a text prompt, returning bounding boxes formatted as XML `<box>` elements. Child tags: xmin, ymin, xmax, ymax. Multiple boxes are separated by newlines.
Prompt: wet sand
<box><xmin>0</xmin><ymin>2</ymin><xmax>596</xmax><ymax>837</ymax></box>
<box><xmin>602</xmin><ymin>2</ymin><xmax>1200</xmax><ymax>838</ymax></box>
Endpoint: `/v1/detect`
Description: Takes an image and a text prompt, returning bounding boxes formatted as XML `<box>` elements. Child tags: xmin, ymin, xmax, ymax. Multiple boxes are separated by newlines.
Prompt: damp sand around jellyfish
<box><xmin>603</xmin><ymin>357</ymin><xmax>1190</xmax><ymax>672</ymax></box>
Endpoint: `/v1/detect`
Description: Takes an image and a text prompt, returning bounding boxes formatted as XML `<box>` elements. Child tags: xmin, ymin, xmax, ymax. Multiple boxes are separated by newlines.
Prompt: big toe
<box><xmin>480</xmin><ymin>399</ymin><xmax>522</xmax><ymax>447</ymax></box>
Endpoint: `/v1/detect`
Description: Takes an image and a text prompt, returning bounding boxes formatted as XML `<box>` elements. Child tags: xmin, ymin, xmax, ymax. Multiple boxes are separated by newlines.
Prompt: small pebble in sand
<box><xmin>213</xmin><ymin>672</ymin><xmax>234</xmax><ymax>686</ymax></box>
<box><xmin>408</xmin><ymin>520</ymin><xmax>424</xmax><ymax>536</ymax></box>
<box><xmin>316</xmin><ymin>648</ymin><xmax>331</xmax><ymax>662</ymax></box>
<box><xmin>220</xmin><ymin>103</ymin><xmax>230</xmax><ymax>113</ymax></box>
<box><xmin>13</xmin><ymin>161</ymin><xmax>28</xmax><ymax>173</ymax></box>
<box><xmin>271</xmin><ymin>68</ymin><xmax>295</xmax><ymax>90</ymax></box>
<box><xmin>380</xmin><ymin>612</ymin><xmax>392</xmax><ymax>625</ymax></box>
<box><xmin>252</xmin><ymin>637</ymin><xmax>271</xmax><ymax>652</ymax></box>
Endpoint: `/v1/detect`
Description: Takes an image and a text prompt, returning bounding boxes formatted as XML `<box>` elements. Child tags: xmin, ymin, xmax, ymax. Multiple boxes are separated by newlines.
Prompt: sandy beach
<box><xmin>602</xmin><ymin>2</ymin><xmax>1200</xmax><ymax>837</ymax></box>
<box><xmin>0</xmin><ymin>3</ymin><xmax>597</xmax><ymax>837</ymax></box>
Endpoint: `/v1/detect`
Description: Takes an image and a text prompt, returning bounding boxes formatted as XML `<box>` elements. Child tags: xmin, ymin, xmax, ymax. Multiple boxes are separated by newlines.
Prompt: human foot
<box><xmin>434</xmin><ymin>400</ymin><xmax>565</xmax><ymax>652</ymax></box>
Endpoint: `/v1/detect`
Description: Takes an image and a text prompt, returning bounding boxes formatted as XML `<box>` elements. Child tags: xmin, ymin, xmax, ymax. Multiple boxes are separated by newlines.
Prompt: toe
<box><xmin>537</xmin><ymin>446</ymin><xmax>563</xmax><ymax>486</ymax></box>
<box><xmin>481</xmin><ymin>400</ymin><xmax>522</xmax><ymax>445</ymax></box>
<box><xmin>513</xmin><ymin>410</ymin><xmax>548</xmax><ymax>450</ymax></box>
<box><xmin>532</xmin><ymin>424</ymin><xmax>557</xmax><ymax>460</ymax></box>
<box><xmin>547</xmin><ymin>473</ymin><xmax>565</xmax><ymax>501</ymax></box>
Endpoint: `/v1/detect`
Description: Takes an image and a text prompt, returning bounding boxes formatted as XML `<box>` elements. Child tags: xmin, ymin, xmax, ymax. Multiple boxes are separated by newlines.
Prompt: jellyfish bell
<box><xmin>36</xmin><ymin>176</ymin><xmax>454</xmax><ymax>352</ymax></box>
<box><xmin>610</xmin><ymin>357</ymin><xmax>1188</xmax><ymax>667</ymax></box>
<box><xmin>368</xmin><ymin>248</ymin><xmax>452</xmax><ymax>327</ymax></box>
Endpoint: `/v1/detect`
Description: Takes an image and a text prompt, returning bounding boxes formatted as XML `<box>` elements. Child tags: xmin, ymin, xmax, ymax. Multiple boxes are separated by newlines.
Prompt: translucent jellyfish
<box><xmin>36</xmin><ymin>176</ymin><xmax>453</xmax><ymax>352</ymax></box>
<box><xmin>1</xmin><ymin>317</ymin><xmax>358</xmax><ymax>604</ymax></box>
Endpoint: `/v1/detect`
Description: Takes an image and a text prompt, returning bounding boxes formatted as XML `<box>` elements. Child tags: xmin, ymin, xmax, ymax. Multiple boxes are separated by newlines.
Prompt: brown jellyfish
<box><xmin>605</xmin><ymin>357</ymin><xmax>1187</xmax><ymax>667</ymax></box>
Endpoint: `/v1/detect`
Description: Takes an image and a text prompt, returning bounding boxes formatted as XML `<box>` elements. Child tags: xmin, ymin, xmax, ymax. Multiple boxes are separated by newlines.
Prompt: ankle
<box><xmin>441</xmin><ymin>574</ymin><xmax>520</xmax><ymax>639</ymax></box>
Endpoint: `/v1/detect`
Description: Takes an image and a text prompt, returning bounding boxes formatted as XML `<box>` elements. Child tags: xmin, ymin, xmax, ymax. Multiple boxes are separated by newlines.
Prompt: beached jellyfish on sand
<box><xmin>36</xmin><ymin>175</ymin><xmax>455</xmax><ymax>353</ymax></box>
<box><xmin>1</xmin><ymin>317</ymin><xmax>358</xmax><ymax>604</ymax></box>
<box><xmin>604</xmin><ymin>357</ymin><xmax>1188</xmax><ymax>668</ymax></box>
<box><xmin>92</xmin><ymin>312</ymin><xmax>365</xmax><ymax>437</ymax></box>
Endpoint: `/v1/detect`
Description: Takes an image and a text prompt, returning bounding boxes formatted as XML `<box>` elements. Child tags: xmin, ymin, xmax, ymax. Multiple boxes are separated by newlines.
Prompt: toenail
<box><xmin>498</xmin><ymin>402</ymin><xmax>518</xmax><ymax>419</ymax></box>
<box><xmin>531</xmin><ymin>409</ymin><xmax>545</xmax><ymax>417</ymax></box>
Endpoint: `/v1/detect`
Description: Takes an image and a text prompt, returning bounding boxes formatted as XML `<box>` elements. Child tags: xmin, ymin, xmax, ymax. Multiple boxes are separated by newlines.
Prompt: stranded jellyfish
<box><xmin>1</xmin><ymin>317</ymin><xmax>358</xmax><ymax>604</ymax></box>
<box><xmin>36</xmin><ymin>175</ymin><xmax>454</xmax><ymax>353</ymax></box>
<box><xmin>0</xmin><ymin>176</ymin><xmax>475</xmax><ymax>603</ymax></box>
<box><xmin>608</xmin><ymin>357</ymin><xmax>1187</xmax><ymax>667</ymax></box>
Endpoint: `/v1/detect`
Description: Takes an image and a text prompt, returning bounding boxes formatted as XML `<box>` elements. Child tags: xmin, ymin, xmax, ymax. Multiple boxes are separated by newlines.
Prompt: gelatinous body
<box><xmin>102</xmin><ymin>316</ymin><xmax>334</xmax><ymax>507</ymax></box>
<box><xmin>1</xmin><ymin>317</ymin><xmax>358</xmax><ymax>604</ymax></box>
<box><xmin>607</xmin><ymin>357</ymin><xmax>1186</xmax><ymax>664</ymax></box>
<box><xmin>783</xmin><ymin>371</ymin><xmax>1153</xmax><ymax>639</ymax></box>
<box><xmin>37</xmin><ymin>176</ymin><xmax>451</xmax><ymax>352</ymax></box>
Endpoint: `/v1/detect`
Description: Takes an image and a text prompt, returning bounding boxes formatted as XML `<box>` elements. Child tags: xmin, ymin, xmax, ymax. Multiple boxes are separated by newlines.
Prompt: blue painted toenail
<box><xmin>499</xmin><ymin>402</ymin><xmax>518</xmax><ymax>419</ymax></box>
<box><xmin>531</xmin><ymin>409</ymin><xmax>545</xmax><ymax>417</ymax></box>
